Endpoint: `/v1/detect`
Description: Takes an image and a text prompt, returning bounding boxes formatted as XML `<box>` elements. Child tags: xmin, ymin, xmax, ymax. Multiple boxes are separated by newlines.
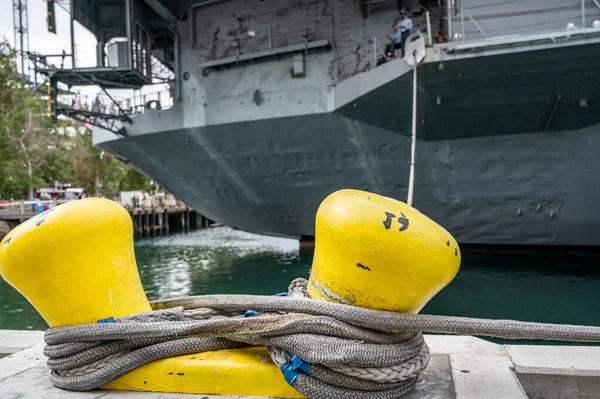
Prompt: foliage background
<box><xmin>0</xmin><ymin>40</ymin><xmax>152</xmax><ymax>200</ymax></box>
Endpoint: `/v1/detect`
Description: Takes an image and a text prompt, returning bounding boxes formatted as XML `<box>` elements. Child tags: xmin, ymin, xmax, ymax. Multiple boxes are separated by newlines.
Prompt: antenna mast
<box><xmin>12</xmin><ymin>0</ymin><xmax>30</xmax><ymax>80</ymax></box>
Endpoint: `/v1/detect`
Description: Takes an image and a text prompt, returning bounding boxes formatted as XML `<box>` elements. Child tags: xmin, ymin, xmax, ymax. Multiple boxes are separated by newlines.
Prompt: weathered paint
<box><xmin>307</xmin><ymin>189</ymin><xmax>461</xmax><ymax>313</ymax></box>
<box><xmin>103</xmin><ymin>346</ymin><xmax>303</xmax><ymax>398</ymax></box>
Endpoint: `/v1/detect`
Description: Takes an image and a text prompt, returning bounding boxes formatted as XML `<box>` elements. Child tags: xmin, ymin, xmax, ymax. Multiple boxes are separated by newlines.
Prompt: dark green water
<box><xmin>1</xmin><ymin>227</ymin><xmax>599</xmax><ymax>344</ymax></box>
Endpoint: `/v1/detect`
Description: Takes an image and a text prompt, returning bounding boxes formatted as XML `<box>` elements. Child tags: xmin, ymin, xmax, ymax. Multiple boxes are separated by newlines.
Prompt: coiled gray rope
<box><xmin>45</xmin><ymin>278</ymin><xmax>600</xmax><ymax>398</ymax></box>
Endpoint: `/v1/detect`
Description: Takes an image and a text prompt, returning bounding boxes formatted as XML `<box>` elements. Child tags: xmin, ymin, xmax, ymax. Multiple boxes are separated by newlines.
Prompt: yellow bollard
<box><xmin>307</xmin><ymin>189</ymin><xmax>460</xmax><ymax>313</ymax></box>
<box><xmin>0</xmin><ymin>198</ymin><xmax>302</xmax><ymax>398</ymax></box>
<box><xmin>0</xmin><ymin>198</ymin><xmax>151</xmax><ymax>327</ymax></box>
<box><xmin>0</xmin><ymin>190</ymin><xmax>460</xmax><ymax>397</ymax></box>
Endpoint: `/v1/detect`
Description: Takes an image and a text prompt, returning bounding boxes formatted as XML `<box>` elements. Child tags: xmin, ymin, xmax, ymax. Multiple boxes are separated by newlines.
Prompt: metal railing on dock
<box><xmin>0</xmin><ymin>203</ymin><xmax>39</xmax><ymax>223</ymax></box>
<box><xmin>0</xmin><ymin>201</ymin><xmax>212</xmax><ymax>238</ymax></box>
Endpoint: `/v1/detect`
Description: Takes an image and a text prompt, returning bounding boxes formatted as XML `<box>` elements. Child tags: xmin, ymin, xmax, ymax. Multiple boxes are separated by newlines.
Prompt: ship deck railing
<box><xmin>436</xmin><ymin>25</ymin><xmax>600</xmax><ymax>55</ymax></box>
<box><xmin>199</xmin><ymin>39</ymin><xmax>331</xmax><ymax>69</ymax></box>
<box><xmin>444</xmin><ymin>0</ymin><xmax>600</xmax><ymax>50</ymax></box>
<box><xmin>26</xmin><ymin>52</ymin><xmax>174</xmax><ymax>124</ymax></box>
<box><xmin>199</xmin><ymin>20</ymin><xmax>333</xmax><ymax>70</ymax></box>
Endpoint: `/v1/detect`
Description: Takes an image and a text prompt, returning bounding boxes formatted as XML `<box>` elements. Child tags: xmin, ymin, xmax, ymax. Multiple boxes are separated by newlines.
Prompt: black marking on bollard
<box><xmin>397</xmin><ymin>213</ymin><xmax>409</xmax><ymax>232</ymax></box>
<box><xmin>382</xmin><ymin>212</ymin><xmax>395</xmax><ymax>230</ymax></box>
<box><xmin>356</xmin><ymin>263</ymin><xmax>371</xmax><ymax>271</ymax></box>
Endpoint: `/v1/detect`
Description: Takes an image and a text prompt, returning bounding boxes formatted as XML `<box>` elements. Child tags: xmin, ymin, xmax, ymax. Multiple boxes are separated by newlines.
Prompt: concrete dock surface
<box><xmin>1</xmin><ymin>330</ymin><xmax>599</xmax><ymax>399</ymax></box>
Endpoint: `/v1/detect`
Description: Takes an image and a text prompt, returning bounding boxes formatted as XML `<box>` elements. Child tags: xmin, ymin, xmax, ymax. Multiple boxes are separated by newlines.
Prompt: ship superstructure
<box><xmin>35</xmin><ymin>0</ymin><xmax>600</xmax><ymax>245</ymax></box>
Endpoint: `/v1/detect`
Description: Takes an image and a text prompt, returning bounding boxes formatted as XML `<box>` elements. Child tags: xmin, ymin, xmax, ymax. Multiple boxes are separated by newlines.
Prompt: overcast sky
<box><xmin>1</xmin><ymin>0</ymin><xmax>96</xmax><ymax>66</ymax></box>
<box><xmin>1</xmin><ymin>0</ymin><xmax>167</xmax><ymax>106</ymax></box>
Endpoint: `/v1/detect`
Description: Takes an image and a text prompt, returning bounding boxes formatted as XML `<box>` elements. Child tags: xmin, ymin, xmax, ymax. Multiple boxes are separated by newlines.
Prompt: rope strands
<box><xmin>44</xmin><ymin>278</ymin><xmax>600</xmax><ymax>398</ymax></box>
<box><xmin>6</xmin><ymin>194</ymin><xmax>598</xmax><ymax>397</ymax></box>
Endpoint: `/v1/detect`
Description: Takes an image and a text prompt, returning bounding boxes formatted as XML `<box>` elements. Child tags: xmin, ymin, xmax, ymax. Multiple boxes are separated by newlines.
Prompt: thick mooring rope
<box><xmin>44</xmin><ymin>278</ymin><xmax>600</xmax><ymax>398</ymax></box>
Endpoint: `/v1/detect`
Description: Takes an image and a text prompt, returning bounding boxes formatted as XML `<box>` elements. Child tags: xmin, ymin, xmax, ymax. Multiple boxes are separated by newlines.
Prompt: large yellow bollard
<box><xmin>0</xmin><ymin>198</ymin><xmax>301</xmax><ymax>398</ymax></box>
<box><xmin>308</xmin><ymin>189</ymin><xmax>461</xmax><ymax>313</ymax></box>
<box><xmin>0</xmin><ymin>190</ymin><xmax>460</xmax><ymax>397</ymax></box>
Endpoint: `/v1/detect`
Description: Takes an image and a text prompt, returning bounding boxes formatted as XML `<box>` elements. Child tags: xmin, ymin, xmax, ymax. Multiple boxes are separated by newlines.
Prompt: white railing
<box><xmin>0</xmin><ymin>199</ymin><xmax>70</xmax><ymax>212</ymax></box>
<box><xmin>371</xmin><ymin>37</ymin><xmax>389</xmax><ymax>66</ymax></box>
<box><xmin>204</xmin><ymin>21</ymin><xmax>333</xmax><ymax>63</ymax></box>
<box><xmin>460</xmin><ymin>7</ymin><xmax>488</xmax><ymax>39</ymax></box>
<box><xmin>56</xmin><ymin>86</ymin><xmax>173</xmax><ymax>118</ymax></box>
<box><xmin>454</xmin><ymin>1</ymin><xmax>600</xmax><ymax>42</ymax></box>
<box><xmin>582</xmin><ymin>0</ymin><xmax>600</xmax><ymax>26</ymax></box>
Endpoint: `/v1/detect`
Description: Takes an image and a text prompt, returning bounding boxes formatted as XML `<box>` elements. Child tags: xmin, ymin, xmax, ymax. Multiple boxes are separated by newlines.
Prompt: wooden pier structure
<box><xmin>128</xmin><ymin>206</ymin><xmax>210</xmax><ymax>238</ymax></box>
<box><xmin>0</xmin><ymin>203</ymin><xmax>211</xmax><ymax>239</ymax></box>
<box><xmin>0</xmin><ymin>206</ymin><xmax>37</xmax><ymax>224</ymax></box>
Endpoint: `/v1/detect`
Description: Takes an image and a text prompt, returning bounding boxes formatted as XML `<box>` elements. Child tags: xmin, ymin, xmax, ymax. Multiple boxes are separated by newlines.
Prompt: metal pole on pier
<box><xmin>407</xmin><ymin>52</ymin><xmax>418</xmax><ymax>207</ymax></box>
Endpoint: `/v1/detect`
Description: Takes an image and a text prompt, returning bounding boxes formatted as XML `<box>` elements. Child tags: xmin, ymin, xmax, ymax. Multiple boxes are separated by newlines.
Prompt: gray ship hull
<box><xmin>93</xmin><ymin>2</ymin><xmax>600</xmax><ymax>246</ymax></box>
<box><xmin>99</xmin><ymin>102</ymin><xmax>600</xmax><ymax>246</ymax></box>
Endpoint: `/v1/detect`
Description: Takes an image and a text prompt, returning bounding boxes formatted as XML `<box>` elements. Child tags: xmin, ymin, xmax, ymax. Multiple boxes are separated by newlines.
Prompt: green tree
<box><xmin>0</xmin><ymin>40</ymin><xmax>59</xmax><ymax>199</ymax></box>
<box><xmin>0</xmin><ymin>39</ymin><xmax>154</xmax><ymax>201</ymax></box>
<box><xmin>70</xmin><ymin>128</ymin><xmax>151</xmax><ymax>197</ymax></box>
<box><xmin>0</xmin><ymin>42</ymin><xmax>21</xmax><ymax>199</ymax></box>
<box><xmin>5</xmin><ymin>98</ymin><xmax>60</xmax><ymax>199</ymax></box>
<box><xmin>120</xmin><ymin>167</ymin><xmax>153</xmax><ymax>192</ymax></box>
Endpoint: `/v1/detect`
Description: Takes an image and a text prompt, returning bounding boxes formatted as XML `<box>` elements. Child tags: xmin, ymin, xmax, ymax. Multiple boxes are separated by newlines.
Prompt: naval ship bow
<box><xmin>34</xmin><ymin>0</ymin><xmax>600</xmax><ymax>246</ymax></box>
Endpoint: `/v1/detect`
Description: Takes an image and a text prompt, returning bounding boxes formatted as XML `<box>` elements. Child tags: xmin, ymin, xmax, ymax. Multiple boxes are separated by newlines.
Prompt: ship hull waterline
<box><xmin>97</xmin><ymin>43</ymin><xmax>600</xmax><ymax>247</ymax></box>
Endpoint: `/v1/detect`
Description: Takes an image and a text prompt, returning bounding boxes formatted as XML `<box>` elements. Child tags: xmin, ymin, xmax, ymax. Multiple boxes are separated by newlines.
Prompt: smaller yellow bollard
<box><xmin>307</xmin><ymin>189</ymin><xmax>461</xmax><ymax>314</ymax></box>
<box><xmin>0</xmin><ymin>198</ymin><xmax>151</xmax><ymax>327</ymax></box>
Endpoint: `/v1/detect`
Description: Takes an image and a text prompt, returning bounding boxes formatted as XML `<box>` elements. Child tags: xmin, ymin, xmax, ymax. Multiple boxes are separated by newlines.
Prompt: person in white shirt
<box><xmin>386</xmin><ymin>23</ymin><xmax>402</xmax><ymax>58</ymax></box>
<box><xmin>397</xmin><ymin>13</ymin><xmax>413</xmax><ymax>57</ymax></box>
<box><xmin>385</xmin><ymin>13</ymin><xmax>413</xmax><ymax>58</ymax></box>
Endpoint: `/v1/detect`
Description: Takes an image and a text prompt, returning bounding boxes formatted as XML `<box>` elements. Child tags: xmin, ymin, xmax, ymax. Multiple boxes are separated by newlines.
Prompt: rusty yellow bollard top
<box><xmin>307</xmin><ymin>189</ymin><xmax>461</xmax><ymax>314</ymax></box>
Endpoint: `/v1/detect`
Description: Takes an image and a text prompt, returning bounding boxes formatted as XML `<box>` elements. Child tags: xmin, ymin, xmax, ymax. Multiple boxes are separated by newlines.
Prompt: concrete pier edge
<box><xmin>1</xmin><ymin>330</ymin><xmax>599</xmax><ymax>398</ymax></box>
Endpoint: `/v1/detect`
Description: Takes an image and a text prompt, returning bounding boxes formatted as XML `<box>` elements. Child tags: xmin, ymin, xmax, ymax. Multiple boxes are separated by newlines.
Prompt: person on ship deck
<box><xmin>385</xmin><ymin>13</ymin><xmax>413</xmax><ymax>58</ymax></box>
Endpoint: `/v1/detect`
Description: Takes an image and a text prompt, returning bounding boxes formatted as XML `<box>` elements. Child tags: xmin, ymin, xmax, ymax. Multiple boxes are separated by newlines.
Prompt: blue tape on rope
<box><xmin>245</xmin><ymin>293</ymin><xmax>285</xmax><ymax>317</ymax></box>
<box><xmin>281</xmin><ymin>354</ymin><xmax>311</xmax><ymax>386</ymax></box>
<box><xmin>97</xmin><ymin>317</ymin><xmax>115</xmax><ymax>344</ymax></box>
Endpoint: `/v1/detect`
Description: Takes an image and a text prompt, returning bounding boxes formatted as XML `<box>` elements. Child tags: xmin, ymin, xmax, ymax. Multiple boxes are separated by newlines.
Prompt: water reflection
<box><xmin>135</xmin><ymin>227</ymin><xmax>310</xmax><ymax>300</ymax></box>
<box><xmin>1</xmin><ymin>228</ymin><xmax>599</xmax><ymax>336</ymax></box>
<box><xmin>422</xmin><ymin>247</ymin><xmax>600</xmax><ymax>345</ymax></box>
<box><xmin>0</xmin><ymin>283</ymin><xmax>47</xmax><ymax>330</ymax></box>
